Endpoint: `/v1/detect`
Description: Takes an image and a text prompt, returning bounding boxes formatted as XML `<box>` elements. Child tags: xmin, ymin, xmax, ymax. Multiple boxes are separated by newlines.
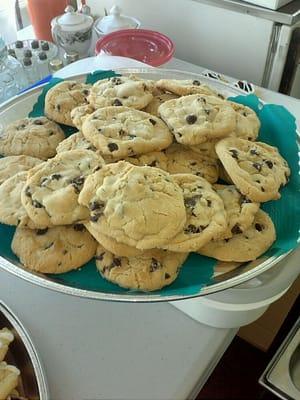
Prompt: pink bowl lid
<box><xmin>95</xmin><ymin>29</ymin><xmax>175</xmax><ymax>67</ymax></box>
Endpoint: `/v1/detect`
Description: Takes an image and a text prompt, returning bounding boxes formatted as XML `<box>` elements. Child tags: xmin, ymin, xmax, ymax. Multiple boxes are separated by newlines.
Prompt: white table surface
<box><xmin>0</xmin><ymin>269</ymin><xmax>236</xmax><ymax>400</ymax></box>
<box><xmin>2</xmin><ymin>49</ymin><xmax>299</xmax><ymax>400</ymax></box>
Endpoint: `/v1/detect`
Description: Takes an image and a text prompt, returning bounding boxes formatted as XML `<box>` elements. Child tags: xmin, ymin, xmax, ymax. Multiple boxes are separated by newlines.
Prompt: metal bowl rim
<box><xmin>0</xmin><ymin>301</ymin><xmax>49</xmax><ymax>399</ymax></box>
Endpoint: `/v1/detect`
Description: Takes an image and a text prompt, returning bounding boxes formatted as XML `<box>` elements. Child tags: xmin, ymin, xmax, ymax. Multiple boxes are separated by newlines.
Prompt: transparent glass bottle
<box><xmin>37</xmin><ymin>51</ymin><xmax>50</xmax><ymax>79</ymax></box>
<box><xmin>31</xmin><ymin>40</ymin><xmax>40</xmax><ymax>56</ymax></box>
<box><xmin>14</xmin><ymin>40</ymin><xmax>24</xmax><ymax>59</ymax></box>
<box><xmin>23</xmin><ymin>57</ymin><xmax>38</xmax><ymax>86</ymax></box>
<box><xmin>0</xmin><ymin>36</ymin><xmax>26</xmax><ymax>103</ymax></box>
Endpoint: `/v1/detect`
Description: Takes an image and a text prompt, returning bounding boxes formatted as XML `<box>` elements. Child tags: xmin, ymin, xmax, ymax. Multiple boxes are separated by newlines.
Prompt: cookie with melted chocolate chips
<box><xmin>12</xmin><ymin>225</ymin><xmax>97</xmax><ymax>273</ymax></box>
<box><xmin>198</xmin><ymin>209</ymin><xmax>276</xmax><ymax>262</ymax></box>
<box><xmin>213</xmin><ymin>184</ymin><xmax>260</xmax><ymax>239</ymax></box>
<box><xmin>78</xmin><ymin>161</ymin><xmax>187</xmax><ymax>250</ymax></box>
<box><xmin>21</xmin><ymin>150</ymin><xmax>105</xmax><ymax>226</ymax></box>
<box><xmin>95</xmin><ymin>244</ymin><xmax>188</xmax><ymax>291</ymax></box>
<box><xmin>158</xmin><ymin>94</ymin><xmax>236</xmax><ymax>145</ymax></box>
<box><xmin>216</xmin><ymin>137</ymin><xmax>290</xmax><ymax>202</ymax></box>
<box><xmin>161</xmin><ymin>174</ymin><xmax>227</xmax><ymax>252</ymax></box>
<box><xmin>81</xmin><ymin>106</ymin><xmax>172</xmax><ymax>159</ymax></box>
<box><xmin>0</xmin><ymin>117</ymin><xmax>65</xmax><ymax>159</ymax></box>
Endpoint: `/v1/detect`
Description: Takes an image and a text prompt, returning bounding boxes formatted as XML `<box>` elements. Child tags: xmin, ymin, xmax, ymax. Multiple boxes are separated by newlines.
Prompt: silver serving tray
<box><xmin>0</xmin><ymin>302</ymin><xmax>49</xmax><ymax>399</ymax></box>
<box><xmin>0</xmin><ymin>68</ymin><xmax>295</xmax><ymax>302</ymax></box>
<box><xmin>259</xmin><ymin>317</ymin><xmax>300</xmax><ymax>399</ymax></box>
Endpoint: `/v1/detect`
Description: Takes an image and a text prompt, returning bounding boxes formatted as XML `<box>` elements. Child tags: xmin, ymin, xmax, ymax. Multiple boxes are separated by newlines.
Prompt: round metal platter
<box><xmin>0</xmin><ymin>301</ymin><xmax>49</xmax><ymax>399</ymax></box>
<box><xmin>0</xmin><ymin>68</ymin><xmax>295</xmax><ymax>302</ymax></box>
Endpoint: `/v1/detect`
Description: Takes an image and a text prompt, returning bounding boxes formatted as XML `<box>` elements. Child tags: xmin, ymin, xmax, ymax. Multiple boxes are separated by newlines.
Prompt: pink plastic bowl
<box><xmin>95</xmin><ymin>29</ymin><xmax>175</xmax><ymax>67</ymax></box>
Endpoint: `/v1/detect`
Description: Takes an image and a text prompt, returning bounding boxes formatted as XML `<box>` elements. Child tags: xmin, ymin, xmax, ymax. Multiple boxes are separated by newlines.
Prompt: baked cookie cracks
<box><xmin>21</xmin><ymin>150</ymin><xmax>105</xmax><ymax>226</ymax></box>
<box><xmin>216</xmin><ymin>138</ymin><xmax>290</xmax><ymax>202</ymax></box>
<box><xmin>0</xmin><ymin>117</ymin><xmax>65</xmax><ymax>159</ymax></box>
<box><xmin>95</xmin><ymin>244</ymin><xmax>188</xmax><ymax>291</ymax></box>
<box><xmin>12</xmin><ymin>224</ymin><xmax>97</xmax><ymax>273</ymax></box>
<box><xmin>45</xmin><ymin>80</ymin><xmax>91</xmax><ymax>126</ymax></box>
<box><xmin>78</xmin><ymin>161</ymin><xmax>187</xmax><ymax>249</ymax></box>
<box><xmin>158</xmin><ymin>95</ymin><xmax>237</xmax><ymax>145</ymax></box>
<box><xmin>87</xmin><ymin>75</ymin><xmax>154</xmax><ymax>110</ymax></box>
<box><xmin>81</xmin><ymin>106</ymin><xmax>173</xmax><ymax>158</ymax></box>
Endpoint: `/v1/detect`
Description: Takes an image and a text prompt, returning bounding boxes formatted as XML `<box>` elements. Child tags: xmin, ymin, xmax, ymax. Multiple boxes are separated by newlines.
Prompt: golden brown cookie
<box><xmin>158</xmin><ymin>95</ymin><xmax>236</xmax><ymax>145</ymax></box>
<box><xmin>198</xmin><ymin>209</ymin><xmax>276</xmax><ymax>262</ymax></box>
<box><xmin>12</xmin><ymin>224</ymin><xmax>97</xmax><ymax>273</ymax></box>
<box><xmin>216</xmin><ymin>138</ymin><xmax>290</xmax><ymax>202</ymax></box>
<box><xmin>95</xmin><ymin>244</ymin><xmax>188</xmax><ymax>291</ymax></box>
<box><xmin>78</xmin><ymin>161</ymin><xmax>187</xmax><ymax>250</ymax></box>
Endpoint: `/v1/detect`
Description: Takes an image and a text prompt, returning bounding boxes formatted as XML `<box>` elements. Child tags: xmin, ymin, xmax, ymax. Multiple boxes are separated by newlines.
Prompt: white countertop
<box><xmin>0</xmin><ymin>268</ymin><xmax>236</xmax><ymax>400</ymax></box>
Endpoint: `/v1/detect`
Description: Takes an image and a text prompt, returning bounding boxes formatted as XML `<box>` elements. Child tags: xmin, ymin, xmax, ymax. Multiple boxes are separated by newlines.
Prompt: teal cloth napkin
<box><xmin>0</xmin><ymin>71</ymin><xmax>298</xmax><ymax>299</ymax></box>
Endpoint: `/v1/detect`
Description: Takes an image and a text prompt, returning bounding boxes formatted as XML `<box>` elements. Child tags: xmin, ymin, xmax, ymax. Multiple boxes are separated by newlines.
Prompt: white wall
<box><xmin>89</xmin><ymin>0</ymin><xmax>275</xmax><ymax>85</ymax></box>
<box><xmin>0</xmin><ymin>2</ymin><xmax>18</xmax><ymax>43</ymax></box>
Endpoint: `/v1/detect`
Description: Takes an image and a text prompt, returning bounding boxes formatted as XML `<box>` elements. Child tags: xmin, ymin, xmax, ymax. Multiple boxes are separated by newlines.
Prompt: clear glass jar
<box><xmin>0</xmin><ymin>36</ymin><xmax>26</xmax><ymax>103</ymax></box>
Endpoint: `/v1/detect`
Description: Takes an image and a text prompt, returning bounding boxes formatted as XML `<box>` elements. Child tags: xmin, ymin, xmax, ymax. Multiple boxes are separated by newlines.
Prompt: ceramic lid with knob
<box><xmin>94</xmin><ymin>5</ymin><xmax>140</xmax><ymax>35</ymax></box>
<box><xmin>55</xmin><ymin>6</ymin><xmax>93</xmax><ymax>31</ymax></box>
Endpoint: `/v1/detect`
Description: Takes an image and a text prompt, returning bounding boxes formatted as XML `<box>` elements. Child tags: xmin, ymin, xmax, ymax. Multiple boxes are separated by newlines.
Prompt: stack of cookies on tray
<box><xmin>0</xmin><ymin>75</ymin><xmax>290</xmax><ymax>291</ymax></box>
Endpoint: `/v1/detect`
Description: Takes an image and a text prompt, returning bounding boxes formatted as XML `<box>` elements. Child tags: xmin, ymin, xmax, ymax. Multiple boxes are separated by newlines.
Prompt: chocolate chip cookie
<box><xmin>56</xmin><ymin>131</ymin><xmax>99</xmax><ymax>154</ymax></box>
<box><xmin>12</xmin><ymin>224</ymin><xmax>97</xmax><ymax>273</ymax></box>
<box><xmin>143</xmin><ymin>92</ymin><xmax>179</xmax><ymax>116</ymax></box>
<box><xmin>198</xmin><ymin>209</ymin><xmax>276</xmax><ymax>262</ymax></box>
<box><xmin>158</xmin><ymin>95</ymin><xmax>236</xmax><ymax>145</ymax></box>
<box><xmin>0</xmin><ymin>117</ymin><xmax>65</xmax><ymax>159</ymax></box>
<box><xmin>214</xmin><ymin>184</ymin><xmax>260</xmax><ymax>239</ymax></box>
<box><xmin>85</xmin><ymin>223</ymin><xmax>143</xmax><ymax>257</ymax></box>
<box><xmin>21</xmin><ymin>150</ymin><xmax>105</xmax><ymax>226</ymax></box>
<box><xmin>95</xmin><ymin>244</ymin><xmax>188</xmax><ymax>291</ymax></box>
<box><xmin>45</xmin><ymin>80</ymin><xmax>91</xmax><ymax>126</ymax></box>
<box><xmin>0</xmin><ymin>172</ymin><xmax>38</xmax><ymax>228</ymax></box>
<box><xmin>216</xmin><ymin>138</ymin><xmax>290</xmax><ymax>202</ymax></box>
<box><xmin>164</xmin><ymin>143</ymin><xmax>219</xmax><ymax>183</ymax></box>
<box><xmin>228</xmin><ymin>101</ymin><xmax>260</xmax><ymax>141</ymax></box>
<box><xmin>78</xmin><ymin>161</ymin><xmax>187</xmax><ymax>249</ymax></box>
<box><xmin>162</xmin><ymin>174</ymin><xmax>227</xmax><ymax>252</ymax></box>
<box><xmin>0</xmin><ymin>155</ymin><xmax>42</xmax><ymax>185</ymax></box>
<box><xmin>187</xmin><ymin>140</ymin><xmax>219</xmax><ymax>160</ymax></box>
<box><xmin>87</xmin><ymin>75</ymin><xmax>153</xmax><ymax>110</ymax></box>
<box><xmin>70</xmin><ymin>104</ymin><xmax>95</xmax><ymax>129</ymax></box>
<box><xmin>155</xmin><ymin>79</ymin><xmax>220</xmax><ymax>97</ymax></box>
<box><xmin>125</xmin><ymin>151</ymin><xmax>168</xmax><ymax>170</ymax></box>
<box><xmin>82</xmin><ymin>106</ymin><xmax>173</xmax><ymax>158</ymax></box>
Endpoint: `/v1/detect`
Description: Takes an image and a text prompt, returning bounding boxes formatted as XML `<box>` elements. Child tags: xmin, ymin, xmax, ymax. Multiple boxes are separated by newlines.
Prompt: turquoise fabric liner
<box><xmin>1</xmin><ymin>71</ymin><xmax>298</xmax><ymax>299</ymax></box>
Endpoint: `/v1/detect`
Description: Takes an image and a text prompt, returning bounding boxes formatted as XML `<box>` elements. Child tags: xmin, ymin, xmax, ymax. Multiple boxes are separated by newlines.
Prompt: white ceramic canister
<box><xmin>51</xmin><ymin>6</ymin><xmax>94</xmax><ymax>58</ymax></box>
<box><xmin>94</xmin><ymin>5</ymin><xmax>140</xmax><ymax>39</ymax></box>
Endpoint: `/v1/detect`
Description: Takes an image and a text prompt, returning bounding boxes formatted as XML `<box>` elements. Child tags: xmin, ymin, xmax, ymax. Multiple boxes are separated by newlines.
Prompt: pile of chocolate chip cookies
<box><xmin>0</xmin><ymin>75</ymin><xmax>290</xmax><ymax>292</ymax></box>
